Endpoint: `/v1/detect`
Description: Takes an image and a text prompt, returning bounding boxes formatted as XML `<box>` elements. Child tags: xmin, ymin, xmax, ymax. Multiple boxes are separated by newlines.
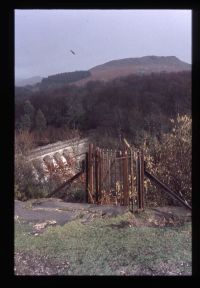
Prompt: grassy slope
<box><xmin>15</xmin><ymin>212</ymin><xmax>191</xmax><ymax>275</ymax></box>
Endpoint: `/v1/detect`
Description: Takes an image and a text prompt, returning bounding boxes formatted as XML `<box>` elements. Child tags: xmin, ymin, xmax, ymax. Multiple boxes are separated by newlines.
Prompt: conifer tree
<box><xmin>20</xmin><ymin>114</ymin><xmax>31</xmax><ymax>130</ymax></box>
<box><xmin>35</xmin><ymin>109</ymin><xmax>47</xmax><ymax>132</ymax></box>
<box><xmin>24</xmin><ymin>100</ymin><xmax>35</xmax><ymax>121</ymax></box>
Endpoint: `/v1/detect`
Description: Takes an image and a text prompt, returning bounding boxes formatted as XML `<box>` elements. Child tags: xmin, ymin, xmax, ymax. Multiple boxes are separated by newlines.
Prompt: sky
<box><xmin>15</xmin><ymin>9</ymin><xmax>191</xmax><ymax>79</ymax></box>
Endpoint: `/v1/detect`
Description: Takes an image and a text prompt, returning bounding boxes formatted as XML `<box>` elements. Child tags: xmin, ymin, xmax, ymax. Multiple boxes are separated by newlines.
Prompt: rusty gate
<box><xmin>47</xmin><ymin>141</ymin><xmax>191</xmax><ymax>211</ymax></box>
<box><xmin>85</xmin><ymin>143</ymin><xmax>145</xmax><ymax>211</ymax></box>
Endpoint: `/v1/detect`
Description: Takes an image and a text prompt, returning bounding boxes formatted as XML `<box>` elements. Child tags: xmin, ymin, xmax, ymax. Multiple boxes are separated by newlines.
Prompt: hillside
<box><xmin>15</xmin><ymin>76</ymin><xmax>43</xmax><ymax>87</ymax></box>
<box><xmin>40</xmin><ymin>70</ymin><xmax>91</xmax><ymax>89</ymax></box>
<box><xmin>73</xmin><ymin>56</ymin><xmax>191</xmax><ymax>86</ymax></box>
<box><xmin>15</xmin><ymin>56</ymin><xmax>191</xmax><ymax>89</ymax></box>
<box><xmin>15</xmin><ymin>71</ymin><xmax>191</xmax><ymax>140</ymax></box>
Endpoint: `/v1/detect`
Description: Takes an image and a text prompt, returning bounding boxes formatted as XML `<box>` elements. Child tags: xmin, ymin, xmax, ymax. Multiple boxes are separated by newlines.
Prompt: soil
<box><xmin>14</xmin><ymin>250</ymin><xmax>70</xmax><ymax>275</ymax></box>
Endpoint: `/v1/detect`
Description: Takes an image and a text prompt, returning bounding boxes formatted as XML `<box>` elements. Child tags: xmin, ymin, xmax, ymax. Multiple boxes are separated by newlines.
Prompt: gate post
<box><xmin>123</xmin><ymin>148</ymin><xmax>129</xmax><ymax>206</ymax></box>
<box><xmin>99</xmin><ymin>148</ymin><xmax>102</xmax><ymax>203</ymax></box>
<box><xmin>95</xmin><ymin>147</ymin><xmax>100</xmax><ymax>203</ymax></box>
<box><xmin>88</xmin><ymin>143</ymin><xmax>94</xmax><ymax>203</ymax></box>
<box><xmin>136</xmin><ymin>150</ymin><xmax>145</xmax><ymax>210</ymax></box>
<box><xmin>136</xmin><ymin>151</ymin><xmax>140</xmax><ymax>209</ymax></box>
<box><xmin>140</xmin><ymin>149</ymin><xmax>145</xmax><ymax>209</ymax></box>
<box><xmin>85</xmin><ymin>152</ymin><xmax>89</xmax><ymax>203</ymax></box>
<box><xmin>130</xmin><ymin>148</ymin><xmax>134</xmax><ymax>212</ymax></box>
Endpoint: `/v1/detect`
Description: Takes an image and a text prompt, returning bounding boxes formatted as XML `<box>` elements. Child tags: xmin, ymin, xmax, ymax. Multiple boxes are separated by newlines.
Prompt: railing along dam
<box><xmin>25</xmin><ymin>137</ymin><xmax>89</xmax><ymax>181</ymax></box>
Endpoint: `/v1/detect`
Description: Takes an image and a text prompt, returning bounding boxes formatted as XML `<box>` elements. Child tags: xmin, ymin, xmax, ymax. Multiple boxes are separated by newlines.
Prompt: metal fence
<box><xmin>48</xmin><ymin>142</ymin><xmax>191</xmax><ymax>212</ymax></box>
<box><xmin>85</xmin><ymin>143</ymin><xmax>145</xmax><ymax>211</ymax></box>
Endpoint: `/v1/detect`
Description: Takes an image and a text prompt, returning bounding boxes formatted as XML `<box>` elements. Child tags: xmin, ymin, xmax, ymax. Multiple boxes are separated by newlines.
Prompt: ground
<box><xmin>15</xmin><ymin>198</ymin><xmax>192</xmax><ymax>276</ymax></box>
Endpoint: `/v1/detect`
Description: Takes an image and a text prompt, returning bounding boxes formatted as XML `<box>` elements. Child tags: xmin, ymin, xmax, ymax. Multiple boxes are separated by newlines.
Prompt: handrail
<box><xmin>27</xmin><ymin>138</ymin><xmax>88</xmax><ymax>157</ymax></box>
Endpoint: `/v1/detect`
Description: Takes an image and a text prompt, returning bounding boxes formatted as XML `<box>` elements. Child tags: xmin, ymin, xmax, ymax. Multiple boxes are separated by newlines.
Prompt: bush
<box><xmin>14</xmin><ymin>155</ymin><xmax>48</xmax><ymax>200</ymax></box>
<box><xmin>142</xmin><ymin>114</ymin><xmax>191</xmax><ymax>206</ymax></box>
<box><xmin>64</xmin><ymin>186</ymin><xmax>85</xmax><ymax>203</ymax></box>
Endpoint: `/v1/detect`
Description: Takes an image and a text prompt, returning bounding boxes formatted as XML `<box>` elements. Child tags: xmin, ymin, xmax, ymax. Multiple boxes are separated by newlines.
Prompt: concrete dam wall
<box><xmin>25</xmin><ymin>137</ymin><xmax>89</xmax><ymax>181</ymax></box>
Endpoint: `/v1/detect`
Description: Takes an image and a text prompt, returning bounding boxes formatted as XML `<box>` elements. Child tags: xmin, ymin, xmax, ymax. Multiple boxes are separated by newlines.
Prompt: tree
<box><xmin>24</xmin><ymin>100</ymin><xmax>35</xmax><ymax>121</ymax></box>
<box><xmin>144</xmin><ymin>114</ymin><xmax>192</xmax><ymax>206</ymax></box>
<box><xmin>35</xmin><ymin>109</ymin><xmax>47</xmax><ymax>132</ymax></box>
<box><xmin>19</xmin><ymin>100</ymin><xmax>35</xmax><ymax>131</ymax></box>
<box><xmin>15</xmin><ymin>129</ymin><xmax>36</xmax><ymax>153</ymax></box>
<box><xmin>19</xmin><ymin>114</ymin><xmax>31</xmax><ymax>131</ymax></box>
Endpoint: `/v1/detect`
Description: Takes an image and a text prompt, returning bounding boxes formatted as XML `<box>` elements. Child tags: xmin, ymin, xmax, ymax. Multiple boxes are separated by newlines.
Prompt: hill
<box><xmin>73</xmin><ymin>56</ymin><xmax>191</xmax><ymax>86</ymax></box>
<box><xmin>15</xmin><ymin>56</ymin><xmax>191</xmax><ymax>89</ymax></box>
<box><xmin>15</xmin><ymin>76</ymin><xmax>43</xmax><ymax>87</ymax></box>
<box><xmin>39</xmin><ymin>70</ymin><xmax>91</xmax><ymax>89</ymax></box>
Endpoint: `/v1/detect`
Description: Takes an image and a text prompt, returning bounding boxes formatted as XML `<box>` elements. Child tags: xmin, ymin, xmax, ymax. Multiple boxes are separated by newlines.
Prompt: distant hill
<box><xmin>39</xmin><ymin>70</ymin><xmax>91</xmax><ymax>89</ymax></box>
<box><xmin>20</xmin><ymin>56</ymin><xmax>191</xmax><ymax>90</ymax></box>
<box><xmin>15</xmin><ymin>76</ymin><xmax>43</xmax><ymax>87</ymax></box>
<box><xmin>73</xmin><ymin>56</ymin><xmax>191</xmax><ymax>86</ymax></box>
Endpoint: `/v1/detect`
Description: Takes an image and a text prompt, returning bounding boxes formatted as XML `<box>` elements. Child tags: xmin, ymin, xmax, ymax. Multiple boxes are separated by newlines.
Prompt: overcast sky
<box><xmin>15</xmin><ymin>9</ymin><xmax>191</xmax><ymax>79</ymax></box>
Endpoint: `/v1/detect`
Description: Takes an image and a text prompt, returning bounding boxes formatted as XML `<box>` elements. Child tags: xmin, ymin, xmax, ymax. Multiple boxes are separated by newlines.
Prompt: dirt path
<box><xmin>15</xmin><ymin>198</ymin><xmax>191</xmax><ymax>225</ymax></box>
<box><xmin>15</xmin><ymin>198</ymin><xmax>129</xmax><ymax>226</ymax></box>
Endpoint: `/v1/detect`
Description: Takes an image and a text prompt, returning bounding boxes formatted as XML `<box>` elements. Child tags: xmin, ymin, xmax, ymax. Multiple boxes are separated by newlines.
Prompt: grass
<box><xmin>15</xmin><ymin>213</ymin><xmax>192</xmax><ymax>275</ymax></box>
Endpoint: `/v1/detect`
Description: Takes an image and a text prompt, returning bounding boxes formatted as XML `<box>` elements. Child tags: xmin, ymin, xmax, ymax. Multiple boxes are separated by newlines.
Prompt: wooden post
<box><xmin>123</xmin><ymin>149</ymin><xmax>129</xmax><ymax>206</ymax></box>
<box><xmin>110</xmin><ymin>150</ymin><xmax>112</xmax><ymax>202</ymax></box>
<box><xmin>88</xmin><ymin>143</ymin><xmax>94</xmax><ymax>203</ymax></box>
<box><xmin>130</xmin><ymin>149</ymin><xmax>134</xmax><ymax>212</ymax></box>
<box><xmin>136</xmin><ymin>151</ymin><xmax>141</xmax><ymax>209</ymax></box>
<box><xmin>99</xmin><ymin>148</ymin><xmax>102</xmax><ymax>204</ymax></box>
<box><xmin>85</xmin><ymin>152</ymin><xmax>89</xmax><ymax>203</ymax></box>
<box><xmin>102</xmin><ymin>149</ymin><xmax>105</xmax><ymax>204</ymax></box>
<box><xmin>95</xmin><ymin>148</ymin><xmax>99</xmax><ymax>203</ymax></box>
<box><xmin>119</xmin><ymin>150</ymin><xmax>123</xmax><ymax>205</ymax></box>
<box><xmin>114</xmin><ymin>150</ymin><xmax>118</xmax><ymax>205</ymax></box>
<box><xmin>136</xmin><ymin>150</ymin><xmax>145</xmax><ymax>210</ymax></box>
<box><xmin>130</xmin><ymin>150</ymin><xmax>133</xmax><ymax>194</ymax></box>
<box><xmin>140</xmin><ymin>149</ymin><xmax>145</xmax><ymax>210</ymax></box>
<box><xmin>108</xmin><ymin>149</ymin><xmax>111</xmax><ymax>201</ymax></box>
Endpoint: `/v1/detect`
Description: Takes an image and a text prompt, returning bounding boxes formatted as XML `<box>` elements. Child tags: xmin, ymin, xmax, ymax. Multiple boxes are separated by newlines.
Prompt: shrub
<box><xmin>143</xmin><ymin>114</ymin><xmax>191</xmax><ymax>206</ymax></box>
<box><xmin>14</xmin><ymin>154</ymin><xmax>48</xmax><ymax>200</ymax></box>
<box><xmin>63</xmin><ymin>186</ymin><xmax>85</xmax><ymax>203</ymax></box>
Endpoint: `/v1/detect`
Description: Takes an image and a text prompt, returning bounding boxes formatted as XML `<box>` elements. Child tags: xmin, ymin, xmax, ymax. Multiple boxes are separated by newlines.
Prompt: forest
<box><xmin>39</xmin><ymin>70</ymin><xmax>91</xmax><ymax>90</ymax></box>
<box><xmin>15</xmin><ymin>71</ymin><xmax>191</xmax><ymax>146</ymax></box>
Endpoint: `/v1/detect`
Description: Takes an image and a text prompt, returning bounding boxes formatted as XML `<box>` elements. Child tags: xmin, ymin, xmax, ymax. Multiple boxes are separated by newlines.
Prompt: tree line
<box><xmin>40</xmin><ymin>70</ymin><xmax>91</xmax><ymax>89</ymax></box>
<box><xmin>15</xmin><ymin>71</ymin><xmax>191</xmax><ymax>146</ymax></box>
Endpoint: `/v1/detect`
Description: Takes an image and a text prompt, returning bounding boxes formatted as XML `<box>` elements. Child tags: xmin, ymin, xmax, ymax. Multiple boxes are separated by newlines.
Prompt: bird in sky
<box><xmin>70</xmin><ymin>50</ymin><xmax>75</xmax><ymax>55</ymax></box>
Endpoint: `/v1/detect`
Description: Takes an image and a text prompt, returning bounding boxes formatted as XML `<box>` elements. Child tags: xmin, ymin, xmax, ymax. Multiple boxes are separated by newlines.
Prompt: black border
<box><xmin>1</xmin><ymin>0</ymin><xmax>199</xmax><ymax>285</ymax></box>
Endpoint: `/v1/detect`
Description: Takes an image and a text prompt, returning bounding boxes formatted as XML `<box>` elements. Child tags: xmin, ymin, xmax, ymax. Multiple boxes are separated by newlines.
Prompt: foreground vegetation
<box><xmin>15</xmin><ymin>212</ymin><xmax>191</xmax><ymax>275</ymax></box>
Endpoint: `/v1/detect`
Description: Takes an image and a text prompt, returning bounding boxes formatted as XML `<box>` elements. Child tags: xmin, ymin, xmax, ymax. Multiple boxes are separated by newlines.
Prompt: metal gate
<box><xmin>85</xmin><ymin>143</ymin><xmax>145</xmax><ymax>211</ymax></box>
<box><xmin>47</xmin><ymin>142</ymin><xmax>191</xmax><ymax>212</ymax></box>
